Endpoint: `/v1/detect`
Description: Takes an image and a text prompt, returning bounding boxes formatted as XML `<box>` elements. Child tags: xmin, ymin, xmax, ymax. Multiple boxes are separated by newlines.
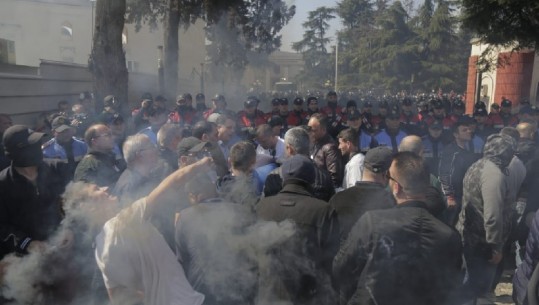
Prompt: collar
<box><xmin>396</xmin><ymin>200</ymin><xmax>427</xmax><ymax>209</ymax></box>
<box><xmin>280</xmin><ymin>182</ymin><xmax>314</xmax><ymax>196</ymax></box>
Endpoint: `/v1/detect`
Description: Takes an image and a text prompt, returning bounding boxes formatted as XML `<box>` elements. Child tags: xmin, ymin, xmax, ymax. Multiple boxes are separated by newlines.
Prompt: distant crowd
<box><xmin>0</xmin><ymin>89</ymin><xmax>539</xmax><ymax>305</ymax></box>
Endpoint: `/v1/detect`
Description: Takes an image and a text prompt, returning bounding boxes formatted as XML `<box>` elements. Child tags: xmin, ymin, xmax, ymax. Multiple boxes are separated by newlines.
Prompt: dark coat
<box><xmin>0</xmin><ymin>163</ymin><xmax>65</xmax><ymax>258</ymax></box>
<box><xmin>74</xmin><ymin>150</ymin><xmax>125</xmax><ymax>189</ymax></box>
<box><xmin>514</xmin><ymin>210</ymin><xmax>539</xmax><ymax>305</ymax></box>
<box><xmin>264</xmin><ymin>159</ymin><xmax>335</xmax><ymax>201</ymax></box>
<box><xmin>257</xmin><ymin>182</ymin><xmax>339</xmax><ymax>305</ymax></box>
<box><xmin>310</xmin><ymin>134</ymin><xmax>343</xmax><ymax>187</ymax></box>
<box><xmin>328</xmin><ymin>181</ymin><xmax>395</xmax><ymax>245</ymax></box>
<box><xmin>333</xmin><ymin>201</ymin><xmax>462</xmax><ymax>305</ymax></box>
<box><xmin>438</xmin><ymin>142</ymin><xmax>479</xmax><ymax>203</ymax></box>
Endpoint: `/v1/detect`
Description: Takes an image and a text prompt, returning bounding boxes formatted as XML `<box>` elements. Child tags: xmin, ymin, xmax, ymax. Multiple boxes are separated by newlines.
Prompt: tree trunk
<box><xmin>91</xmin><ymin>0</ymin><xmax>128</xmax><ymax>116</ymax></box>
<box><xmin>164</xmin><ymin>0</ymin><xmax>180</xmax><ymax>100</ymax></box>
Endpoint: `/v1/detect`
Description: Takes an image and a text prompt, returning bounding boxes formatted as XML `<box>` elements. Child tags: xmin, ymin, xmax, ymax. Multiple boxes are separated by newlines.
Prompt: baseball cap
<box><xmin>155</xmin><ymin>95</ymin><xmax>167</xmax><ymax>102</ymax></box>
<box><xmin>501</xmin><ymin>99</ymin><xmax>512</xmax><ymax>107</ymax></box>
<box><xmin>386</xmin><ymin>106</ymin><xmax>401</xmax><ymax>119</ymax></box>
<box><xmin>453</xmin><ymin>100</ymin><xmax>465</xmax><ymax>109</ymax></box>
<box><xmin>491</xmin><ymin>103</ymin><xmax>500</xmax><ymax>109</ymax></box>
<box><xmin>280</xmin><ymin>98</ymin><xmax>289</xmax><ymax>105</ymax></box>
<box><xmin>141</xmin><ymin>92</ymin><xmax>153</xmax><ymax>101</ymax></box>
<box><xmin>347</xmin><ymin>109</ymin><xmax>361</xmax><ymax>120</ymax></box>
<box><xmin>327</xmin><ymin>91</ymin><xmax>337</xmax><ymax>97</ymax></box>
<box><xmin>212</xmin><ymin>94</ymin><xmax>225</xmax><ymax>103</ymax></box>
<box><xmin>429</xmin><ymin>120</ymin><xmax>443</xmax><ymax>130</ymax></box>
<box><xmin>473</xmin><ymin>108</ymin><xmax>488</xmax><ymax>117</ymax></box>
<box><xmin>268</xmin><ymin>116</ymin><xmax>284</xmax><ymax>128</ymax></box>
<box><xmin>177</xmin><ymin>137</ymin><xmax>210</xmax><ymax>157</ymax></box>
<box><xmin>244</xmin><ymin>99</ymin><xmax>258</xmax><ymax>108</ymax></box>
<box><xmin>364</xmin><ymin>146</ymin><xmax>393</xmax><ymax>174</ymax></box>
<box><xmin>195</xmin><ymin>93</ymin><xmax>205</xmax><ymax>101</ymax></box>
<box><xmin>271</xmin><ymin>98</ymin><xmax>281</xmax><ymax>106</ymax></box>
<box><xmin>293</xmin><ymin>97</ymin><xmax>304</xmax><ymax>105</ymax></box>
<box><xmin>3</xmin><ymin>125</ymin><xmax>45</xmax><ymax>152</ymax></box>
<box><xmin>346</xmin><ymin>100</ymin><xmax>357</xmax><ymax>108</ymax></box>
<box><xmin>281</xmin><ymin>155</ymin><xmax>315</xmax><ymax>184</ymax></box>
<box><xmin>51</xmin><ymin>116</ymin><xmax>72</xmax><ymax>133</ymax></box>
<box><xmin>103</xmin><ymin>95</ymin><xmax>116</xmax><ymax>107</ymax></box>
<box><xmin>306</xmin><ymin>96</ymin><xmax>318</xmax><ymax>104</ymax></box>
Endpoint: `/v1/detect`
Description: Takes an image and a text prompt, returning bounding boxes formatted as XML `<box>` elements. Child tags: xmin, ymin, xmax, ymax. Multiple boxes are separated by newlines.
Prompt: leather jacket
<box><xmin>310</xmin><ymin>134</ymin><xmax>343</xmax><ymax>188</ymax></box>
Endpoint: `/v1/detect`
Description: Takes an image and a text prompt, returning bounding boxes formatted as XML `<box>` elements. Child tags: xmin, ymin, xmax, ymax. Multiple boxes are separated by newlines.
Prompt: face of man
<box><xmin>91</xmin><ymin>125</ymin><xmax>115</xmax><ymax>152</ymax></box>
<box><xmin>245</xmin><ymin>106</ymin><xmax>256</xmax><ymax>115</ymax></box>
<box><xmin>308</xmin><ymin>101</ymin><xmax>318</xmax><ymax>112</ymax></box>
<box><xmin>475</xmin><ymin>115</ymin><xmax>487</xmax><ymax>124</ymax></box>
<box><xmin>433</xmin><ymin>108</ymin><xmax>444</xmax><ymax>117</ymax></box>
<box><xmin>110</xmin><ymin>122</ymin><xmax>126</xmax><ymax>142</ymax></box>
<box><xmin>218</xmin><ymin>119</ymin><xmax>236</xmax><ymax>142</ymax></box>
<box><xmin>293</xmin><ymin>104</ymin><xmax>303</xmax><ymax>111</ymax></box>
<box><xmin>257</xmin><ymin>134</ymin><xmax>276</xmax><ymax>150</ymax></box>
<box><xmin>271</xmin><ymin>125</ymin><xmax>282</xmax><ymax>137</ymax></box>
<box><xmin>348</xmin><ymin>117</ymin><xmax>361</xmax><ymax>130</ymax></box>
<box><xmin>279</xmin><ymin>104</ymin><xmax>289</xmax><ymax>114</ymax></box>
<box><xmin>454</xmin><ymin>125</ymin><xmax>473</xmax><ymax>142</ymax></box>
<box><xmin>428</xmin><ymin>127</ymin><xmax>443</xmax><ymax>139</ymax></box>
<box><xmin>137</xmin><ymin>140</ymin><xmax>159</xmax><ymax>168</ymax></box>
<box><xmin>55</xmin><ymin>128</ymin><xmax>75</xmax><ymax>143</ymax></box>
<box><xmin>308</xmin><ymin>118</ymin><xmax>326</xmax><ymax>142</ymax></box>
<box><xmin>327</xmin><ymin>95</ymin><xmax>337</xmax><ymax>104</ymax></box>
<box><xmin>386</xmin><ymin>117</ymin><xmax>401</xmax><ymax>132</ymax></box>
<box><xmin>0</xmin><ymin>115</ymin><xmax>13</xmax><ymax>134</ymax></box>
<box><xmin>338</xmin><ymin>138</ymin><xmax>351</xmax><ymax>156</ymax></box>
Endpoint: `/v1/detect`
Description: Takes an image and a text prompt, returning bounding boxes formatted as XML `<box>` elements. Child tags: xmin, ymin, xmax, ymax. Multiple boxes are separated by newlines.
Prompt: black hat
<box><xmin>348</xmin><ymin>109</ymin><xmax>361</xmax><ymax>120</ymax></box>
<box><xmin>107</xmin><ymin>113</ymin><xmax>124</xmax><ymax>125</ymax></box>
<box><xmin>268</xmin><ymin>115</ymin><xmax>284</xmax><ymax>128</ymax></box>
<box><xmin>455</xmin><ymin>115</ymin><xmax>475</xmax><ymax>128</ymax></box>
<box><xmin>491</xmin><ymin>103</ymin><xmax>500</xmax><ymax>109</ymax></box>
<box><xmin>177</xmin><ymin>136</ymin><xmax>210</xmax><ymax>157</ymax></box>
<box><xmin>155</xmin><ymin>95</ymin><xmax>167</xmax><ymax>102</ymax></box>
<box><xmin>3</xmin><ymin>125</ymin><xmax>45</xmax><ymax>152</ymax></box>
<box><xmin>244</xmin><ymin>99</ymin><xmax>258</xmax><ymax>108</ymax></box>
<box><xmin>103</xmin><ymin>95</ymin><xmax>116</xmax><ymax>107</ymax></box>
<box><xmin>293</xmin><ymin>97</ymin><xmax>304</xmax><ymax>105</ymax></box>
<box><xmin>402</xmin><ymin>98</ymin><xmax>413</xmax><ymax>106</ymax></box>
<box><xmin>346</xmin><ymin>100</ymin><xmax>357</xmax><ymax>108</ymax></box>
<box><xmin>386</xmin><ymin>106</ymin><xmax>401</xmax><ymax>119</ymax></box>
<box><xmin>271</xmin><ymin>98</ymin><xmax>281</xmax><ymax>106</ymax></box>
<box><xmin>364</xmin><ymin>146</ymin><xmax>393</xmax><ymax>173</ymax></box>
<box><xmin>453</xmin><ymin>100</ymin><xmax>465</xmax><ymax>109</ymax></box>
<box><xmin>473</xmin><ymin>108</ymin><xmax>488</xmax><ymax>117</ymax></box>
<box><xmin>474</xmin><ymin>101</ymin><xmax>487</xmax><ymax>110</ymax></box>
<box><xmin>141</xmin><ymin>92</ymin><xmax>153</xmax><ymax>101</ymax></box>
<box><xmin>79</xmin><ymin>91</ymin><xmax>92</xmax><ymax>101</ymax></box>
<box><xmin>433</xmin><ymin>100</ymin><xmax>444</xmax><ymax>109</ymax></box>
<box><xmin>501</xmin><ymin>99</ymin><xmax>512</xmax><ymax>107</ymax></box>
<box><xmin>51</xmin><ymin>116</ymin><xmax>72</xmax><ymax>133</ymax></box>
<box><xmin>280</xmin><ymin>98</ymin><xmax>289</xmax><ymax>106</ymax></box>
<box><xmin>195</xmin><ymin>93</ymin><xmax>205</xmax><ymax>101</ymax></box>
<box><xmin>306</xmin><ymin>96</ymin><xmax>318</xmax><ymax>104</ymax></box>
<box><xmin>212</xmin><ymin>94</ymin><xmax>225</xmax><ymax>103</ymax></box>
<box><xmin>327</xmin><ymin>91</ymin><xmax>337</xmax><ymax>97</ymax></box>
<box><xmin>281</xmin><ymin>155</ymin><xmax>315</xmax><ymax>184</ymax></box>
<box><xmin>147</xmin><ymin>106</ymin><xmax>168</xmax><ymax>117</ymax></box>
<box><xmin>429</xmin><ymin>120</ymin><xmax>443</xmax><ymax>130</ymax></box>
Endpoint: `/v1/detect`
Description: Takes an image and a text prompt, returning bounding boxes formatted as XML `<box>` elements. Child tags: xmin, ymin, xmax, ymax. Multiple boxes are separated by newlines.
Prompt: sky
<box><xmin>280</xmin><ymin>0</ymin><xmax>341</xmax><ymax>52</ymax></box>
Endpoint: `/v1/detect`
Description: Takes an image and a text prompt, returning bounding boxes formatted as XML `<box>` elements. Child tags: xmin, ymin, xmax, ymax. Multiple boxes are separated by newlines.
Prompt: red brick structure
<box><xmin>465</xmin><ymin>55</ymin><xmax>479</xmax><ymax>114</ymax></box>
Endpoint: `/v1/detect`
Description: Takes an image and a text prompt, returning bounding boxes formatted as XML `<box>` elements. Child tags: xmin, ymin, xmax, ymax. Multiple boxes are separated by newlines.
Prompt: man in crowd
<box><xmin>264</xmin><ymin>127</ymin><xmax>335</xmax><ymax>201</ymax></box>
<box><xmin>255</xmin><ymin>124</ymin><xmax>285</xmax><ymax>162</ymax></box>
<box><xmin>138</xmin><ymin>107</ymin><xmax>169</xmax><ymax>145</ymax></box>
<box><xmin>0</xmin><ymin>113</ymin><xmax>13</xmax><ymax>171</ymax></box>
<box><xmin>439</xmin><ymin>116</ymin><xmax>479</xmax><ymax>226</ymax></box>
<box><xmin>42</xmin><ymin>116</ymin><xmax>88</xmax><ymax>179</ymax></box>
<box><xmin>329</xmin><ymin>146</ymin><xmax>395</xmax><ymax>245</ymax></box>
<box><xmin>191</xmin><ymin>120</ymin><xmax>227</xmax><ymax>177</ymax></box>
<box><xmin>457</xmin><ymin>134</ymin><xmax>519</xmax><ymax>304</ymax></box>
<box><xmin>237</xmin><ymin>97</ymin><xmax>266</xmax><ymax>129</ymax></box>
<box><xmin>337</xmin><ymin>128</ymin><xmax>364</xmax><ymax>190</ymax></box>
<box><xmin>156</xmin><ymin>123</ymin><xmax>183</xmax><ymax>172</ymax></box>
<box><xmin>74</xmin><ymin>124</ymin><xmax>126</xmax><ymax>189</ymax></box>
<box><xmin>374</xmin><ymin>106</ymin><xmax>407</xmax><ymax>153</ymax></box>
<box><xmin>321</xmin><ymin>91</ymin><xmax>345</xmax><ymax>138</ymax></box>
<box><xmin>257</xmin><ymin>154</ymin><xmax>339</xmax><ymax>304</ymax></box>
<box><xmin>170</xmin><ymin>93</ymin><xmax>197</xmax><ymax>127</ymax></box>
<box><xmin>0</xmin><ymin>125</ymin><xmax>66</xmax><ymax>258</ymax></box>
<box><xmin>308</xmin><ymin>113</ymin><xmax>343</xmax><ymax>188</ymax></box>
<box><xmin>97</xmin><ymin>95</ymin><xmax>121</xmax><ymax>124</ymax></box>
<box><xmin>333</xmin><ymin>152</ymin><xmax>462</xmax><ymax>305</ymax></box>
<box><xmin>216</xmin><ymin>114</ymin><xmax>237</xmax><ymax>162</ymax></box>
<box><xmin>421</xmin><ymin>120</ymin><xmax>445</xmax><ymax>177</ymax></box>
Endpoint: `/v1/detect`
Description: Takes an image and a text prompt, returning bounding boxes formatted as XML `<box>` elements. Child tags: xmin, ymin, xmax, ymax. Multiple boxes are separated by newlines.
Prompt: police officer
<box><xmin>237</xmin><ymin>97</ymin><xmax>266</xmax><ymax>129</ymax></box>
<box><xmin>421</xmin><ymin>120</ymin><xmax>445</xmax><ymax>177</ymax></box>
<box><xmin>375</xmin><ymin>106</ymin><xmax>408</xmax><ymax>153</ymax></box>
<box><xmin>42</xmin><ymin>116</ymin><xmax>88</xmax><ymax>179</ymax></box>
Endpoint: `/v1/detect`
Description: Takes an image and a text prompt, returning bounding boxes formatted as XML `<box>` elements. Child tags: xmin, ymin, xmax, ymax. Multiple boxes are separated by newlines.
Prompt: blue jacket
<box><xmin>374</xmin><ymin>129</ymin><xmax>407</xmax><ymax>153</ymax></box>
<box><xmin>42</xmin><ymin>137</ymin><xmax>88</xmax><ymax>163</ymax></box>
<box><xmin>422</xmin><ymin>135</ymin><xmax>444</xmax><ymax>177</ymax></box>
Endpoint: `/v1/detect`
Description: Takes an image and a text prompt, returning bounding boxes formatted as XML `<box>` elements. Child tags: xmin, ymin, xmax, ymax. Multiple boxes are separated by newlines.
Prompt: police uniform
<box><xmin>42</xmin><ymin>137</ymin><xmax>88</xmax><ymax>164</ymax></box>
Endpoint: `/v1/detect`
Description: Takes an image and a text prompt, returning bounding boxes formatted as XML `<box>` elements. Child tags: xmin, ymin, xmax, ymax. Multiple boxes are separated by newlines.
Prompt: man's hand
<box><xmin>489</xmin><ymin>250</ymin><xmax>503</xmax><ymax>264</ymax></box>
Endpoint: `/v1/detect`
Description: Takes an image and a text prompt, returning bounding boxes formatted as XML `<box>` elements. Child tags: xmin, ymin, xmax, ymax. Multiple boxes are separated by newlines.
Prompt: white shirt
<box><xmin>95</xmin><ymin>198</ymin><xmax>205</xmax><ymax>305</ymax></box>
<box><xmin>342</xmin><ymin>153</ymin><xmax>365</xmax><ymax>189</ymax></box>
<box><xmin>256</xmin><ymin>137</ymin><xmax>285</xmax><ymax>160</ymax></box>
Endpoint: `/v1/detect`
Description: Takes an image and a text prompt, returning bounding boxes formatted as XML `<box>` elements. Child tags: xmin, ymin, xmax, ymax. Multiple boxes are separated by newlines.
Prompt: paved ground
<box><xmin>495</xmin><ymin>270</ymin><xmax>514</xmax><ymax>305</ymax></box>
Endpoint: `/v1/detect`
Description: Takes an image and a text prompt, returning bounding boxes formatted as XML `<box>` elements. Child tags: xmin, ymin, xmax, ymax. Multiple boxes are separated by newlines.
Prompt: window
<box><xmin>61</xmin><ymin>22</ymin><xmax>73</xmax><ymax>40</ymax></box>
<box><xmin>0</xmin><ymin>39</ymin><xmax>16</xmax><ymax>64</ymax></box>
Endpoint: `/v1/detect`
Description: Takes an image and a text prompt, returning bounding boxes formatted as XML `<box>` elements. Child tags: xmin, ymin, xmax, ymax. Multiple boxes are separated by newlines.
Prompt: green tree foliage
<box><xmin>461</xmin><ymin>0</ymin><xmax>539</xmax><ymax>52</ymax></box>
<box><xmin>292</xmin><ymin>7</ymin><xmax>336</xmax><ymax>88</ymax></box>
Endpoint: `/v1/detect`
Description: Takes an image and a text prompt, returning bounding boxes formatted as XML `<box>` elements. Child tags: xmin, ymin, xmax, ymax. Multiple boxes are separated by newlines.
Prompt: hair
<box><xmin>157</xmin><ymin>123</ymin><xmax>183</xmax><ymax>148</ymax></box>
<box><xmin>185</xmin><ymin>173</ymin><xmax>216</xmax><ymax>197</ymax></box>
<box><xmin>309</xmin><ymin>113</ymin><xmax>327</xmax><ymax>130</ymax></box>
<box><xmin>123</xmin><ymin>134</ymin><xmax>154</xmax><ymax>167</ymax></box>
<box><xmin>391</xmin><ymin>152</ymin><xmax>430</xmax><ymax>195</ymax></box>
<box><xmin>284</xmin><ymin>127</ymin><xmax>310</xmax><ymax>156</ymax></box>
<box><xmin>398</xmin><ymin>135</ymin><xmax>424</xmax><ymax>155</ymax></box>
<box><xmin>337</xmin><ymin>128</ymin><xmax>359</xmax><ymax>148</ymax></box>
<box><xmin>256</xmin><ymin>124</ymin><xmax>274</xmax><ymax>138</ymax></box>
<box><xmin>229</xmin><ymin>141</ymin><xmax>256</xmax><ymax>172</ymax></box>
<box><xmin>216</xmin><ymin>114</ymin><xmax>233</xmax><ymax>126</ymax></box>
<box><xmin>500</xmin><ymin>126</ymin><xmax>520</xmax><ymax>143</ymax></box>
<box><xmin>192</xmin><ymin>120</ymin><xmax>215</xmax><ymax>140</ymax></box>
<box><xmin>516</xmin><ymin>122</ymin><xmax>536</xmax><ymax>140</ymax></box>
<box><xmin>84</xmin><ymin>124</ymin><xmax>106</xmax><ymax>146</ymax></box>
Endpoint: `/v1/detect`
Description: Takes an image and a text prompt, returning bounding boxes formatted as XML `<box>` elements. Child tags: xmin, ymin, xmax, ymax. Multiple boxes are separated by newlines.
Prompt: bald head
<box><xmin>516</xmin><ymin>122</ymin><xmax>536</xmax><ymax>140</ymax></box>
<box><xmin>398</xmin><ymin>135</ymin><xmax>424</xmax><ymax>157</ymax></box>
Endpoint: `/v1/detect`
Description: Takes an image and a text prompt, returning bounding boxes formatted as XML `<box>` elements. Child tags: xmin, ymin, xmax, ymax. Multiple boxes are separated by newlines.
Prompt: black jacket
<box><xmin>329</xmin><ymin>181</ymin><xmax>396</xmax><ymax>245</ymax></box>
<box><xmin>438</xmin><ymin>142</ymin><xmax>479</xmax><ymax>203</ymax></box>
<box><xmin>74</xmin><ymin>150</ymin><xmax>125</xmax><ymax>189</ymax></box>
<box><xmin>333</xmin><ymin>201</ymin><xmax>462</xmax><ymax>305</ymax></box>
<box><xmin>257</xmin><ymin>182</ymin><xmax>339</xmax><ymax>305</ymax></box>
<box><xmin>264</xmin><ymin>160</ymin><xmax>335</xmax><ymax>201</ymax></box>
<box><xmin>310</xmin><ymin>134</ymin><xmax>343</xmax><ymax>187</ymax></box>
<box><xmin>0</xmin><ymin>163</ymin><xmax>65</xmax><ymax>258</ymax></box>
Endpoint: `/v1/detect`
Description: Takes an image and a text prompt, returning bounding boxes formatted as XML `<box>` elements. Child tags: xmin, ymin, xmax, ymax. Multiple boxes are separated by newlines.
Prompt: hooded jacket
<box><xmin>456</xmin><ymin>134</ymin><xmax>517</xmax><ymax>253</ymax></box>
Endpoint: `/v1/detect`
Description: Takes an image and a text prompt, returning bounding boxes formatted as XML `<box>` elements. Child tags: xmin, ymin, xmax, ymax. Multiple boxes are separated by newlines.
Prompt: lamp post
<box><xmin>334</xmin><ymin>38</ymin><xmax>338</xmax><ymax>92</ymax></box>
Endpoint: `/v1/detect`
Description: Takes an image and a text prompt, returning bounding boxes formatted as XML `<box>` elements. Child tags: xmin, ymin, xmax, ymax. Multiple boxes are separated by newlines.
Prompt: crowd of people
<box><xmin>0</xmin><ymin>88</ymin><xmax>539</xmax><ymax>305</ymax></box>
